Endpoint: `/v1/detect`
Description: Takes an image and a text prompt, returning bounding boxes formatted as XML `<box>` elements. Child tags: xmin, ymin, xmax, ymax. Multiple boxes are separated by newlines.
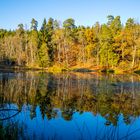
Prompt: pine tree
<box><xmin>38</xmin><ymin>42</ymin><xmax>50</xmax><ymax>67</ymax></box>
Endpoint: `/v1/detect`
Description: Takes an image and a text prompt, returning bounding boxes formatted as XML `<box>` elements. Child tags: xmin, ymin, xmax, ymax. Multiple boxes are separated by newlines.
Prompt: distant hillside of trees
<box><xmin>0</xmin><ymin>16</ymin><xmax>140</xmax><ymax>71</ymax></box>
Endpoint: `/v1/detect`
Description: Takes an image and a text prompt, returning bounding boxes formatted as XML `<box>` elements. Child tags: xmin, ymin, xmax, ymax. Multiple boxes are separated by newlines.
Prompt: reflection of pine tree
<box><xmin>30</xmin><ymin>105</ymin><xmax>37</xmax><ymax>120</ymax></box>
<box><xmin>62</xmin><ymin>109</ymin><xmax>73</xmax><ymax>121</ymax></box>
<box><xmin>36</xmin><ymin>73</ymin><xmax>56</xmax><ymax>119</ymax></box>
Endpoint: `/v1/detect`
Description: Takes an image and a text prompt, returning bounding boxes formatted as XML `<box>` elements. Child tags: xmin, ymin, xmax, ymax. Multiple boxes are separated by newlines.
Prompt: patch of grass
<box><xmin>48</xmin><ymin>65</ymin><xmax>69</xmax><ymax>73</ymax></box>
<box><xmin>113</xmin><ymin>68</ymin><xmax>125</xmax><ymax>74</ymax></box>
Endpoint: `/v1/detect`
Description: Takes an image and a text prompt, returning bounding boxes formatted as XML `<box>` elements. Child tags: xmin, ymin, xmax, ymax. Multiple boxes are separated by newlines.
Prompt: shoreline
<box><xmin>0</xmin><ymin>65</ymin><xmax>139</xmax><ymax>75</ymax></box>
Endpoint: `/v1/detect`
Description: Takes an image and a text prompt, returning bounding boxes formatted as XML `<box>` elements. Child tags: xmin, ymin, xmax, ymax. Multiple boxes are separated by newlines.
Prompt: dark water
<box><xmin>0</xmin><ymin>72</ymin><xmax>140</xmax><ymax>140</ymax></box>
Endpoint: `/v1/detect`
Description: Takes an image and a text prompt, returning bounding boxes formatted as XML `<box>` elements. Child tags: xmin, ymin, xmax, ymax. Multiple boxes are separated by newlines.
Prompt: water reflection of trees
<box><xmin>0</xmin><ymin>120</ymin><xmax>27</xmax><ymax>140</ymax></box>
<box><xmin>0</xmin><ymin>72</ymin><xmax>140</xmax><ymax>125</ymax></box>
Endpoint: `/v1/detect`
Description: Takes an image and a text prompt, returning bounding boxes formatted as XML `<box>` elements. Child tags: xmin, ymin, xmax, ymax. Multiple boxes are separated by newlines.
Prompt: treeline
<box><xmin>0</xmin><ymin>15</ymin><xmax>140</xmax><ymax>70</ymax></box>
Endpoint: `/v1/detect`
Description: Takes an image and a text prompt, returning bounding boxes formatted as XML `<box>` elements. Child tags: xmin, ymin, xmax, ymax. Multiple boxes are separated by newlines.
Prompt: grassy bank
<box><xmin>0</xmin><ymin>64</ymin><xmax>140</xmax><ymax>75</ymax></box>
<box><xmin>71</xmin><ymin>64</ymin><xmax>140</xmax><ymax>75</ymax></box>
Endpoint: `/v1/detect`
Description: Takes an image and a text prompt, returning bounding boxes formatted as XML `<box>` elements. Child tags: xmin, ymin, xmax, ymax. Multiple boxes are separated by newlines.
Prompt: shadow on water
<box><xmin>0</xmin><ymin>72</ymin><xmax>140</xmax><ymax>139</ymax></box>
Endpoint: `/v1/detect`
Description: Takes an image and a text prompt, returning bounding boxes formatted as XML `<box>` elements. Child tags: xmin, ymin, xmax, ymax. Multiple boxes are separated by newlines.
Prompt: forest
<box><xmin>0</xmin><ymin>15</ymin><xmax>140</xmax><ymax>73</ymax></box>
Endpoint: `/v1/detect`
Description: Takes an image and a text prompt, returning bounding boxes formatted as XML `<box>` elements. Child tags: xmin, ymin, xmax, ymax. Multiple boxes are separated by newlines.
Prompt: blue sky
<box><xmin>0</xmin><ymin>0</ymin><xmax>140</xmax><ymax>30</ymax></box>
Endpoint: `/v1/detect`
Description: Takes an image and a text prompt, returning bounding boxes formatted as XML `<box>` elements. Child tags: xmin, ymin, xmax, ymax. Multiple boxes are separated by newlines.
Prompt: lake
<box><xmin>0</xmin><ymin>71</ymin><xmax>140</xmax><ymax>140</ymax></box>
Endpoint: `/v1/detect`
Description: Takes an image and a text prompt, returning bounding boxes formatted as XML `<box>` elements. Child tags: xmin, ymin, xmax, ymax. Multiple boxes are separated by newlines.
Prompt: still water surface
<box><xmin>0</xmin><ymin>72</ymin><xmax>140</xmax><ymax>140</ymax></box>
